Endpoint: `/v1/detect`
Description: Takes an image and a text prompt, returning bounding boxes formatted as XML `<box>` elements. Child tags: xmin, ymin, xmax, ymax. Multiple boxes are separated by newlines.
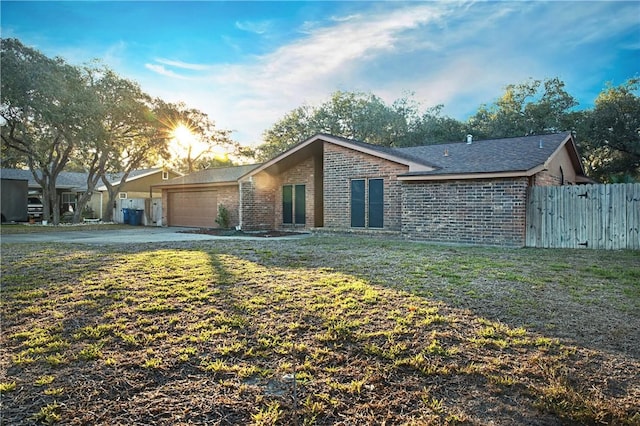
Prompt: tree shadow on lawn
<box><xmin>1</xmin><ymin>240</ymin><xmax>638</xmax><ymax>425</ymax></box>
<box><xmin>200</xmin><ymin>241</ymin><xmax>640</xmax><ymax>424</ymax></box>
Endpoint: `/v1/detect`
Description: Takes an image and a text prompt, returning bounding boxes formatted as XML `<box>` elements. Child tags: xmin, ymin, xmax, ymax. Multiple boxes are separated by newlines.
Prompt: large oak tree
<box><xmin>1</xmin><ymin>38</ymin><xmax>102</xmax><ymax>224</ymax></box>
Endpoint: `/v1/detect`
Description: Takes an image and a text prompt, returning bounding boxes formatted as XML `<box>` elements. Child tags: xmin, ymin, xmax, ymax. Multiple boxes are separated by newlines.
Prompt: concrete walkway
<box><xmin>0</xmin><ymin>226</ymin><xmax>311</xmax><ymax>245</ymax></box>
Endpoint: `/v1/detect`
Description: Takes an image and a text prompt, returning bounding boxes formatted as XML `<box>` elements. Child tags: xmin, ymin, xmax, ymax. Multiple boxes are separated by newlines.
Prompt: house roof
<box><xmin>1</xmin><ymin>169</ymin><xmax>89</xmax><ymax>190</ymax></box>
<box><xmin>1</xmin><ymin>167</ymin><xmax>180</xmax><ymax>192</ymax></box>
<box><xmin>241</xmin><ymin>132</ymin><xmax>583</xmax><ymax>182</ymax></box>
<box><xmin>154</xmin><ymin>164</ymin><xmax>261</xmax><ymax>188</ymax></box>
<box><xmin>95</xmin><ymin>168</ymin><xmax>179</xmax><ymax>190</ymax></box>
<box><xmin>240</xmin><ymin>133</ymin><xmax>437</xmax><ymax>180</ymax></box>
<box><xmin>396</xmin><ymin>132</ymin><xmax>583</xmax><ymax>179</ymax></box>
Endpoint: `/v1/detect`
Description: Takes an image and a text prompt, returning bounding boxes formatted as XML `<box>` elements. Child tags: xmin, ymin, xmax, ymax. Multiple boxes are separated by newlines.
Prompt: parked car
<box><xmin>28</xmin><ymin>197</ymin><xmax>43</xmax><ymax>219</ymax></box>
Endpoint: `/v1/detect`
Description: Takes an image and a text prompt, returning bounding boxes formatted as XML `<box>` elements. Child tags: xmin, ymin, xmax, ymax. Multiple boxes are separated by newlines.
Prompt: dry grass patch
<box><xmin>1</xmin><ymin>235</ymin><xmax>638</xmax><ymax>425</ymax></box>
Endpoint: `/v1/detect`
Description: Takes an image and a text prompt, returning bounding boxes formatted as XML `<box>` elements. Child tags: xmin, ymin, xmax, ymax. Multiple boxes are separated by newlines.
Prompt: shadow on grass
<box><xmin>1</xmin><ymin>239</ymin><xmax>638</xmax><ymax>424</ymax></box>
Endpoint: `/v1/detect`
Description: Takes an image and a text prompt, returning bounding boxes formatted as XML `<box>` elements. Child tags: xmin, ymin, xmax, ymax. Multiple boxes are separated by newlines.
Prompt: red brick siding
<box><xmin>216</xmin><ymin>185</ymin><xmax>241</xmax><ymax>228</ymax></box>
<box><xmin>534</xmin><ymin>170</ymin><xmax>563</xmax><ymax>186</ymax></box>
<box><xmin>239</xmin><ymin>173</ymin><xmax>276</xmax><ymax>230</ymax></box>
<box><xmin>323</xmin><ymin>143</ymin><xmax>408</xmax><ymax>231</ymax></box>
<box><xmin>274</xmin><ymin>156</ymin><xmax>316</xmax><ymax>230</ymax></box>
<box><xmin>401</xmin><ymin>178</ymin><xmax>529</xmax><ymax>246</ymax></box>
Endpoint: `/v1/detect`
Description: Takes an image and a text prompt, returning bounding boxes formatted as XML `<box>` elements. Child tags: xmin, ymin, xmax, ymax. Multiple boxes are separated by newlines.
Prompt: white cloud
<box><xmin>154</xmin><ymin>58</ymin><xmax>213</xmax><ymax>71</ymax></box>
<box><xmin>134</xmin><ymin>1</ymin><xmax>638</xmax><ymax>147</ymax></box>
<box><xmin>144</xmin><ymin>63</ymin><xmax>188</xmax><ymax>80</ymax></box>
<box><xmin>187</xmin><ymin>4</ymin><xmax>451</xmax><ymax>144</ymax></box>
<box><xmin>235</xmin><ymin>20</ymin><xmax>272</xmax><ymax>35</ymax></box>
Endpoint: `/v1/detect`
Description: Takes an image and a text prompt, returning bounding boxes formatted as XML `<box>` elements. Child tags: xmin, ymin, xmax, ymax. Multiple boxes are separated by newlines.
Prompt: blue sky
<box><xmin>2</xmin><ymin>1</ymin><xmax>638</xmax><ymax>146</ymax></box>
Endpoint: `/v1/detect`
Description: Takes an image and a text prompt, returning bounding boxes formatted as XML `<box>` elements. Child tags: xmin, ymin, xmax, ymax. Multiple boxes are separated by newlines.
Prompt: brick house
<box><xmin>154</xmin><ymin>164</ymin><xmax>259</xmax><ymax>228</ymax></box>
<box><xmin>158</xmin><ymin>132</ymin><xmax>587</xmax><ymax>246</ymax></box>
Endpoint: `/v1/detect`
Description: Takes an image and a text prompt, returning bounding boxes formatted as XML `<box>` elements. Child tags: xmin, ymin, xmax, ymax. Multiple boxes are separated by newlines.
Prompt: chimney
<box><xmin>466</xmin><ymin>134</ymin><xmax>473</xmax><ymax>144</ymax></box>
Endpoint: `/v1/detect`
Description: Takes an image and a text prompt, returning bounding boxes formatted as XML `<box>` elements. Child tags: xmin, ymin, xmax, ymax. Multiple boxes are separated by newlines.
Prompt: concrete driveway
<box><xmin>0</xmin><ymin>227</ymin><xmax>310</xmax><ymax>245</ymax></box>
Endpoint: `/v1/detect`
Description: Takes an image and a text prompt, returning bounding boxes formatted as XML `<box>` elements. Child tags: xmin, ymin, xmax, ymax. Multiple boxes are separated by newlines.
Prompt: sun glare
<box><xmin>172</xmin><ymin>124</ymin><xmax>196</xmax><ymax>144</ymax></box>
<box><xmin>168</xmin><ymin>123</ymin><xmax>232</xmax><ymax>163</ymax></box>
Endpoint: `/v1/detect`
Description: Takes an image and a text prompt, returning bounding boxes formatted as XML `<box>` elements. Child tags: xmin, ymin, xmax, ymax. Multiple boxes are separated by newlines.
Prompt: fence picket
<box><xmin>526</xmin><ymin>183</ymin><xmax>640</xmax><ymax>250</ymax></box>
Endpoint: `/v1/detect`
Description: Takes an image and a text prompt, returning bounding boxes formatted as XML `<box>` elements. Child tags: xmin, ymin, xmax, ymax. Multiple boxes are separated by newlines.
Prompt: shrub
<box><xmin>215</xmin><ymin>205</ymin><xmax>230</xmax><ymax>229</ymax></box>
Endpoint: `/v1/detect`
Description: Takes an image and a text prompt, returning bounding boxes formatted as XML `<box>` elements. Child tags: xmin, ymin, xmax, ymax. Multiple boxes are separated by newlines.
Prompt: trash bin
<box><xmin>129</xmin><ymin>209</ymin><xmax>144</xmax><ymax>226</ymax></box>
<box><xmin>122</xmin><ymin>208</ymin><xmax>131</xmax><ymax>224</ymax></box>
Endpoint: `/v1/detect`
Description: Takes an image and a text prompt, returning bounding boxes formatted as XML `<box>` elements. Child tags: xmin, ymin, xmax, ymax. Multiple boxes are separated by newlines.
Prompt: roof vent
<box><xmin>539</xmin><ymin>139</ymin><xmax>543</xmax><ymax>149</ymax></box>
<box><xmin>466</xmin><ymin>134</ymin><xmax>473</xmax><ymax>144</ymax></box>
<box><xmin>443</xmin><ymin>148</ymin><xmax>449</xmax><ymax>157</ymax></box>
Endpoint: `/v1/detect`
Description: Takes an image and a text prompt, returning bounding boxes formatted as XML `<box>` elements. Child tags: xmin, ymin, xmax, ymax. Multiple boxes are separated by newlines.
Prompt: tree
<box><xmin>400</xmin><ymin>104</ymin><xmax>466</xmax><ymax>146</ymax></box>
<box><xmin>99</xmin><ymin>95</ymin><xmax>176</xmax><ymax>222</ymax></box>
<box><xmin>256</xmin><ymin>105</ymin><xmax>316</xmax><ymax>161</ymax></box>
<box><xmin>256</xmin><ymin>91</ymin><xmax>464</xmax><ymax>160</ymax></box>
<box><xmin>1</xmin><ymin>38</ymin><xmax>101</xmax><ymax>224</ymax></box>
<box><xmin>467</xmin><ymin>78</ymin><xmax>578</xmax><ymax>139</ymax></box>
<box><xmin>312</xmin><ymin>91</ymin><xmax>408</xmax><ymax>147</ymax></box>
<box><xmin>159</xmin><ymin>101</ymin><xmax>236</xmax><ymax>174</ymax></box>
<box><xmin>581</xmin><ymin>78</ymin><xmax>640</xmax><ymax>182</ymax></box>
<box><xmin>74</xmin><ymin>66</ymin><xmax>170</xmax><ymax>222</ymax></box>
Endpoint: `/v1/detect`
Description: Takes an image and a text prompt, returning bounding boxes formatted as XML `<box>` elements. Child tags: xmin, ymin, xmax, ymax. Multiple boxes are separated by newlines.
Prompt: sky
<box><xmin>1</xmin><ymin>1</ymin><xmax>639</xmax><ymax>147</ymax></box>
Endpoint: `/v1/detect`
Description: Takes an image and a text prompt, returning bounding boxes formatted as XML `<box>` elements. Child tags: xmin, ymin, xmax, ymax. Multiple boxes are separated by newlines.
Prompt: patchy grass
<box><xmin>1</xmin><ymin>234</ymin><xmax>639</xmax><ymax>425</ymax></box>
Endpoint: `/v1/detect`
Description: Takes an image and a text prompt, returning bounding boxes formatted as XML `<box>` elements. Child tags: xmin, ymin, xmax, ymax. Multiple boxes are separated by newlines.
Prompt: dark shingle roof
<box><xmin>1</xmin><ymin>167</ymin><xmax>170</xmax><ymax>191</ymax></box>
<box><xmin>314</xmin><ymin>133</ymin><xmax>439</xmax><ymax>168</ymax></box>
<box><xmin>0</xmin><ymin>169</ymin><xmax>89</xmax><ymax>190</ymax></box>
<box><xmin>0</xmin><ymin>168</ymin><xmax>32</xmax><ymax>182</ymax></box>
<box><xmin>394</xmin><ymin>133</ymin><xmax>573</xmax><ymax>176</ymax></box>
<box><xmin>160</xmin><ymin>164</ymin><xmax>261</xmax><ymax>186</ymax></box>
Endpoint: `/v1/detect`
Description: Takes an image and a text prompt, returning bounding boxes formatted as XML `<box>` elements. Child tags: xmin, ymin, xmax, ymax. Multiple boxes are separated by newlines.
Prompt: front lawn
<box><xmin>1</xmin><ymin>235</ymin><xmax>638</xmax><ymax>424</ymax></box>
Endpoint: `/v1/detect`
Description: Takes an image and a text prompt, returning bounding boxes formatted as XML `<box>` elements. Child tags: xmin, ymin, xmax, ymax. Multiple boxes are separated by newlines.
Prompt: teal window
<box><xmin>351</xmin><ymin>178</ymin><xmax>384</xmax><ymax>228</ymax></box>
<box><xmin>283</xmin><ymin>184</ymin><xmax>305</xmax><ymax>225</ymax></box>
<box><xmin>368</xmin><ymin>178</ymin><xmax>384</xmax><ymax>228</ymax></box>
<box><xmin>350</xmin><ymin>179</ymin><xmax>365</xmax><ymax>227</ymax></box>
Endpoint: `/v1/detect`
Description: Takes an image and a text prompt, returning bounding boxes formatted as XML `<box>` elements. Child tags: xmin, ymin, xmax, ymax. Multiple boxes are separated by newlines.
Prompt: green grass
<box><xmin>1</xmin><ymin>235</ymin><xmax>638</xmax><ymax>424</ymax></box>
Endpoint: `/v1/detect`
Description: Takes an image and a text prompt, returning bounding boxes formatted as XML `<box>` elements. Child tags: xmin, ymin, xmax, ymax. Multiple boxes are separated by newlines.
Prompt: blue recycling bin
<box><xmin>121</xmin><ymin>208</ymin><xmax>131</xmax><ymax>224</ymax></box>
<box><xmin>129</xmin><ymin>209</ymin><xmax>144</xmax><ymax>226</ymax></box>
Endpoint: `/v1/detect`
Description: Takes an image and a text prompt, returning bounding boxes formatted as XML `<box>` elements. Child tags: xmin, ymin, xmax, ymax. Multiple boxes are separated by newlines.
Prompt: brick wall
<box><xmin>216</xmin><ymin>185</ymin><xmax>241</xmax><ymax>227</ymax></box>
<box><xmin>324</xmin><ymin>143</ymin><xmax>408</xmax><ymax>231</ymax></box>
<box><xmin>401</xmin><ymin>177</ymin><xmax>529</xmax><ymax>246</ymax></box>
<box><xmin>534</xmin><ymin>170</ymin><xmax>563</xmax><ymax>186</ymax></box>
<box><xmin>239</xmin><ymin>173</ymin><xmax>276</xmax><ymax>230</ymax></box>
<box><xmin>274</xmin><ymin>156</ymin><xmax>317</xmax><ymax>230</ymax></box>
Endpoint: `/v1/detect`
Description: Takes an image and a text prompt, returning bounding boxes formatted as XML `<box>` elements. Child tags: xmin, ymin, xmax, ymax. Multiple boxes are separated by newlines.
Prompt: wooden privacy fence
<box><xmin>113</xmin><ymin>198</ymin><xmax>163</xmax><ymax>226</ymax></box>
<box><xmin>526</xmin><ymin>183</ymin><xmax>640</xmax><ymax>250</ymax></box>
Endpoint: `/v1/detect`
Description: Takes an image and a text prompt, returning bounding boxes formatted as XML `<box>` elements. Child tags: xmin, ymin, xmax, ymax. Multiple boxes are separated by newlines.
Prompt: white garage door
<box><xmin>168</xmin><ymin>190</ymin><xmax>217</xmax><ymax>227</ymax></box>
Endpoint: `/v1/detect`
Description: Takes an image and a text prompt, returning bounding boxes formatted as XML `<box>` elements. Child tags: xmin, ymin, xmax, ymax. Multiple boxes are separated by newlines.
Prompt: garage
<box><xmin>168</xmin><ymin>190</ymin><xmax>217</xmax><ymax>227</ymax></box>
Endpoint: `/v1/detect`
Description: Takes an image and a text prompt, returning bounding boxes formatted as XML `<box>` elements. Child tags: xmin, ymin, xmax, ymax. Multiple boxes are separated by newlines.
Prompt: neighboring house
<box><xmin>0</xmin><ymin>169</ymin><xmax>88</xmax><ymax>220</ymax></box>
<box><xmin>93</xmin><ymin>168</ymin><xmax>181</xmax><ymax>219</ymax></box>
<box><xmin>0</xmin><ymin>167</ymin><xmax>180</xmax><ymax>222</ymax></box>
<box><xmin>0</xmin><ymin>173</ymin><xmax>29</xmax><ymax>222</ymax></box>
<box><xmin>158</xmin><ymin>132</ymin><xmax>588</xmax><ymax>246</ymax></box>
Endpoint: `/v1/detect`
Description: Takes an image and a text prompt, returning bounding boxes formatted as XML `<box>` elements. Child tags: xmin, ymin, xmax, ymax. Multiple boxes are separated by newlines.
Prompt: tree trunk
<box><xmin>73</xmin><ymin>157</ymin><xmax>107</xmax><ymax>223</ymax></box>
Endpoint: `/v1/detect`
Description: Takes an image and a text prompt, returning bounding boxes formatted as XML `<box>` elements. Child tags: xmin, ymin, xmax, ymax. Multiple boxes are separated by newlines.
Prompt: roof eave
<box><xmin>96</xmin><ymin>169</ymin><xmax>174</xmax><ymax>191</ymax></box>
<box><xmin>239</xmin><ymin>134</ymin><xmax>435</xmax><ymax>180</ymax></box>
<box><xmin>397</xmin><ymin>166</ymin><xmax>544</xmax><ymax>181</ymax></box>
<box><xmin>152</xmin><ymin>181</ymin><xmax>239</xmax><ymax>190</ymax></box>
